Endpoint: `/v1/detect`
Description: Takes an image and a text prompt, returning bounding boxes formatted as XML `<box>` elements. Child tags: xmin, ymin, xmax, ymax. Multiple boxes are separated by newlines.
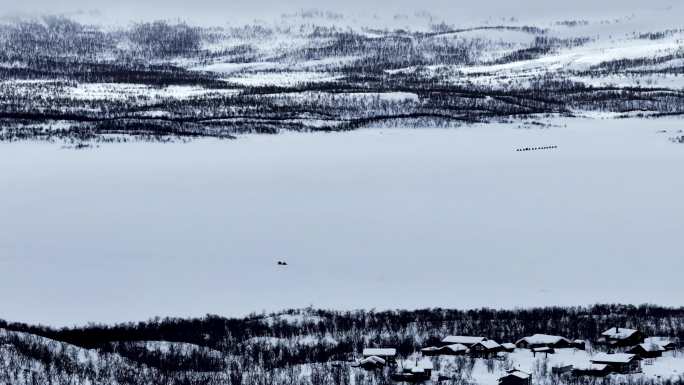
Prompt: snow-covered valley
<box><xmin>2</xmin><ymin>6</ymin><xmax>684</xmax><ymax>385</ymax></box>
<box><xmin>1</xmin><ymin>117</ymin><xmax>683</xmax><ymax>325</ymax></box>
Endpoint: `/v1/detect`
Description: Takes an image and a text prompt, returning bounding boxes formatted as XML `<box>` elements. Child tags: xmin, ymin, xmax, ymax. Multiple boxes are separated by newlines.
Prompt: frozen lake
<box><xmin>1</xmin><ymin>117</ymin><xmax>683</xmax><ymax>326</ymax></box>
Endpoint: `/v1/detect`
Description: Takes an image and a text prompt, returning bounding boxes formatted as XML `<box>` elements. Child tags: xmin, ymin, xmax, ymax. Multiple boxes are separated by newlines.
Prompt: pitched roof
<box><xmin>501</xmin><ymin>370</ymin><xmax>530</xmax><ymax>380</ymax></box>
<box><xmin>421</xmin><ymin>346</ymin><xmax>440</xmax><ymax>352</ymax></box>
<box><xmin>591</xmin><ymin>353</ymin><xmax>638</xmax><ymax>364</ymax></box>
<box><xmin>601</xmin><ymin>327</ymin><xmax>639</xmax><ymax>340</ymax></box>
<box><xmin>442</xmin><ymin>336</ymin><xmax>487</xmax><ymax>345</ymax></box>
<box><xmin>502</xmin><ymin>343</ymin><xmax>517</xmax><ymax>350</ymax></box>
<box><xmin>645</xmin><ymin>337</ymin><xmax>677</xmax><ymax>348</ymax></box>
<box><xmin>475</xmin><ymin>340</ymin><xmax>501</xmax><ymax>350</ymax></box>
<box><xmin>360</xmin><ymin>356</ymin><xmax>386</xmax><ymax>365</ymax></box>
<box><xmin>363</xmin><ymin>348</ymin><xmax>396</xmax><ymax>357</ymax></box>
<box><xmin>633</xmin><ymin>343</ymin><xmax>665</xmax><ymax>352</ymax></box>
<box><xmin>444</xmin><ymin>343</ymin><xmax>469</xmax><ymax>352</ymax></box>
<box><xmin>516</xmin><ymin>334</ymin><xmax>570</xmax><ymax>345</ymax></box>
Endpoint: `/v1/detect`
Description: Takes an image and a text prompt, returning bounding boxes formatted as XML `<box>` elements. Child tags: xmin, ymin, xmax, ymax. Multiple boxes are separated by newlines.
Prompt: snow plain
<box><xmin>1</xmin><ymin>117</ymin><xmax>683</xmax><ymax>326</ymax></box>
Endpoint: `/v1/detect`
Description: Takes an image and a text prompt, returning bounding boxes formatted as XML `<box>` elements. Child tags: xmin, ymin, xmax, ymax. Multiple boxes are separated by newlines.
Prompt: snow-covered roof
<box><xmin>441</xmin><ymin>336</ymin><xmax>487</xmax><ymax>345</ymax></box>
<box><xmin>516</xmin><ymin>334</ymin><xmax>571</xmax><ymax>345</ymax></box>
<box><xmin>444</xmin><ymin>343</ymin><xmax>469</xmax><ymax>352</ymax></box>
<box><xmin>360</xmin><ymin>356</ymin><xmax>386</xmax><ymax>365</ymax></box>
<box><xmin>645</xmin><ymin>337</ymin><xmax>676</xmax><ymax>347</ymax></box>
<box><xmin>634</xmin><ymin>343</ymin><xmax>665</xmax><ymax>352</ymax></box>
<box><xmin>502</xmin><ymin>343</ymin><xmax>517</xmax><ymax>349</ymax></box>
<box><xmin>601</xmin><ymin>327</ymin><xmax>639</xmax><ymax>340</ymax></box>
<box><xmin>475</xmin><ymin>340</ymin><xmax>501</xmax><ymax>349</ymax></box>
<box><xmin>591</xmin><ymin>353</ymin><xmax>638</xmax><ymax>364</ymax></box>
<box><xmin>511</xmin><ymin>371</ymin><xmax>530</xmax><ymax>379</ymax></box>
<box><xmin>363</xmin><ymin>348</ymin><xmax>396</xmax><ymax>357</ymax></box>
<box><xmin>501</xmin><ymin>370</ymin><xmax>530</xmax><ymax>380</ymax></box>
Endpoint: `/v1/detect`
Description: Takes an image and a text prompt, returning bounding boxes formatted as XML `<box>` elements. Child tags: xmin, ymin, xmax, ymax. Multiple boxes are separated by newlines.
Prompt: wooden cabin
<box><xmin>421</xmin><ymin>343</ymin><xmax>469</xmax><ymax>356</ymax></box>
<box><xmin>628</xmin><ymin>343</ymin><xmax>665</xmax><ymax>359</ymax></box>
<box><xmin>515</xmin><ymin>334</ymin><xmax>572</xmax><ymax>349</ymax></box>
<box><xmin>498</xmin><ymin>370</ymin><xmax>531</xmax><ymax>385</ymax></box>
<box><xmin>591</xmin><ymin>353</ymin><xmax>641</xmax><ymax>374</ymax></box>
<box><xmin>470</xmin><ymin>340</ymin><xmax>503</xmax><ymax>358</ymax></box>
<box><xmin>645</xmin><ymin>337</ymin><xmax>678</xmax><ymax>351</ymax></box>
<box><xmin>600</xmin><ymin>327</ymin><xmax>644</xmax><ymax>347</ymax></box>
<box><xmin>441</xmin><ymin>336</ymin><xmax>488</xmax><ymax>347</ymax></box>
<box><xmin>392</xmin><ymin>359</ymin><xmax>433</xmax><ymax>382</ymax></box>
<box><xmin>501</xmin><ymin>343</ymin><xmax>517</xmax><ymax>353</ymax></box>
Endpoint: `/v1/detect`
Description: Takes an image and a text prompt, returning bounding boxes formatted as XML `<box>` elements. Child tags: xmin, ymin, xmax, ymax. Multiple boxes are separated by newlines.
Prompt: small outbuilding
<box><xmin>645</xmin><ymin>337</ymin><xmax>678</xmax><ymax>351</ymax></box>
<box><xmin>354</xmin><ymin>356</ymin><xmax>386</xmax><ymax>370</ymax></box>
<box><xmin>628</xmin><ymin>343</ymin><xmax>665</xmax><ymax>359</ymax></box>
<box><xmin>501</xmin><ymin>343</ymin><xmax>517</xmax><ymax>353</ymax></box>
<box><xmin>392</xmin><ymin>359</ymin><xmax>434</xmax><ymax>382</ymax></box>
<box><xmin>470</xmin><ymin>340</ymin><xmax>503</xmax><ymax>358</ymax></box>
<box><xmin>600</xmin><ymin>327</ymin><xmax>644</xmax><ymax>347</ymax></box>
<box><xmin>498</xmin><ymin>370</ymin><xmax>531</xmax><ymax>385</ymax></box>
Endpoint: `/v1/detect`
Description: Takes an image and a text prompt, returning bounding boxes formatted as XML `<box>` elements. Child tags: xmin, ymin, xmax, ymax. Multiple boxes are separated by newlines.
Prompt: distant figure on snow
<box><xmin>277</xmin><ymin>261</ymin><xmax>288</xmax><ymax>266</ymax></box>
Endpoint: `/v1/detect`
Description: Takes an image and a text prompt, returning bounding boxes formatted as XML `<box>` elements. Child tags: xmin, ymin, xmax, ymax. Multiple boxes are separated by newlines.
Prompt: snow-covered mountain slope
<box><xmin>2</xmin><ymin>306</ymin><xmax>684</xmax><ymax>385</ymax></box>
<box><xmin>0</xmin><ymin>10</ymin><xmax>683</xmax><ymax>142</ymax></box>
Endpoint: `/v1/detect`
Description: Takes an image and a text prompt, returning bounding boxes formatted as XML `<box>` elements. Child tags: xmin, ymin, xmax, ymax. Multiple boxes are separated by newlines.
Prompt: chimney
<box><xmin>616</xmin><ymin>326</ymin><xmax>619</xmax><ymax>334</ymax></box>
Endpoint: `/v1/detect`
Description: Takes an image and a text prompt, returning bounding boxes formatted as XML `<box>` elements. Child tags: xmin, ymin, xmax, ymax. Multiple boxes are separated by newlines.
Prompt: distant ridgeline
<box><xmin>1</xmin><ymin>304</ymin><xmax>684</xmax><ymax>385</ymax></box>
<box><xmin>1</xmin><ymin>16</ymin><xmax>684</xmax><ymax>143</ymax></box>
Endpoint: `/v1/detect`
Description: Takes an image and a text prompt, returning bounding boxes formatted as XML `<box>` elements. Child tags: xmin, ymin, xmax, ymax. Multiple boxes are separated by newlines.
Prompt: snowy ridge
<box><xmin>1</xmin><ymin>10</ymin><xmax>684</xmax><ymax>142</ymax></box>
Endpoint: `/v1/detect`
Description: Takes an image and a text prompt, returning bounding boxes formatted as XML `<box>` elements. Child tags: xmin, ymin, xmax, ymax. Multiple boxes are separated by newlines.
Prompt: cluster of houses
<box><xmin>353</xmin><ymin>326</ymin><xmax>680</xmax><ymax>384</ymax></box>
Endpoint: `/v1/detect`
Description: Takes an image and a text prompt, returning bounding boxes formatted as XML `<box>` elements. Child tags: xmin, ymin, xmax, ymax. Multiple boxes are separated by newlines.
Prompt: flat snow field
<box><xmin>1</xmin><ymin>117</ymin><xmax>683</xmax><ymax>326</ymax></box>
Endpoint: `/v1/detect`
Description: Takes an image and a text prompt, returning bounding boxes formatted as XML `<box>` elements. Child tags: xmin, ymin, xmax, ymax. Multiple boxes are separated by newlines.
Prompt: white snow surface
<box><xmin>1</xmin><ymin>117</ymin><xmax>684</xmax><ymax>326</ymax></box>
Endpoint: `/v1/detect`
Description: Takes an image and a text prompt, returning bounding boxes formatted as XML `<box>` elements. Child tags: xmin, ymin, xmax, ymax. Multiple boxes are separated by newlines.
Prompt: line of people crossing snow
<box><xmin>516</xmin><ymin>145</ymin><xmax>558</xmax><ymax>152</ymax></box>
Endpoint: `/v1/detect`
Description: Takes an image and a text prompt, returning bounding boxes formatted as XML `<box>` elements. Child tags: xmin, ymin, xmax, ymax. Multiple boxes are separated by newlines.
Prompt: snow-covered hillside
<box><xmin>1</xmin><ymin>9</ymin><xmax>684</xmax><ymax>141</ymax></box>
<box><xmin>2</xmin><ymin>306</ymin><xmax>684</xmax><ymax>385</ymax></box>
